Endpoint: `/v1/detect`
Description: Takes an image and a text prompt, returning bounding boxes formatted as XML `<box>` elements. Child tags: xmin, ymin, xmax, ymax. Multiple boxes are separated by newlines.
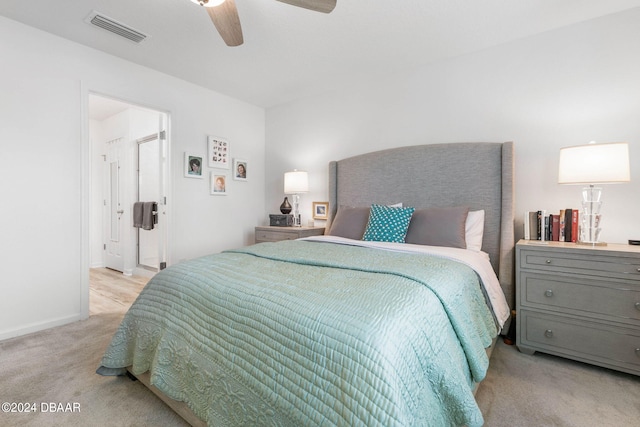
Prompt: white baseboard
<box><xmin>0</xmin><ymin>313</ymin><xmax>85</xmax><ymax>341</ymax></box>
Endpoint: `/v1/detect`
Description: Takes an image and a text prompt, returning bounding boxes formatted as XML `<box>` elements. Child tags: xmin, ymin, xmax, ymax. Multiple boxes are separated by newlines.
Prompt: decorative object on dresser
<box><xmin>558</xmin><ymin>141</ymin><xmax>630</xmax><ymax>246</ymax></box>
<box><xmin>255</xmin><ymin>225</ymin><xmax>325</xmax><ymax>243</ymax></box>
<box><xmin>279</xmin><ymin>196</ymin><xmax>292</xmax><ymax>214</ymax></box>
<box><xmin>268</xmin><ymin>214</ymin><xmax>293</xmax><ymax>227</ymax></box>
<box><xmin>515</xmin><ymin>239</ymin><xmax>640</xmax><ymax>376</ymax></box>
<box><xmin>284</xmin><ymin>169</ymin><xmax>309</xmax><ymax>227</ymax></box>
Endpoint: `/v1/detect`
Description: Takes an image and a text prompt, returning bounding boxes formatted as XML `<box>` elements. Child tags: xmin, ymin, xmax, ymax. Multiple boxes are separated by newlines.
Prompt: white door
<box><xmin>105</xmin><ymin>138</ymin><xmax>125</xmax><ymax>272</ymax></box>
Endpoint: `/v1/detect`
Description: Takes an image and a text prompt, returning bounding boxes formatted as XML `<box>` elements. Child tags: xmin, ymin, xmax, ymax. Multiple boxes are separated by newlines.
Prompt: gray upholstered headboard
<box><xmin>328</xmin><ymin>142</ymin><xmax>515</xmax><ymax>309</ymax></box>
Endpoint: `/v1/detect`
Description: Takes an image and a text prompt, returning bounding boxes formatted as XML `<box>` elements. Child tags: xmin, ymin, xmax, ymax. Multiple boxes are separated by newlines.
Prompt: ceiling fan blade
<box><xmin>276</xmin><ymin>0</ymin><xmax>337</xmax><ymax>14</ymax></box>
<box><xmin>206</xmin><ymin>0</ymin><xmax>244</xmax><ymax>47</ymax></box>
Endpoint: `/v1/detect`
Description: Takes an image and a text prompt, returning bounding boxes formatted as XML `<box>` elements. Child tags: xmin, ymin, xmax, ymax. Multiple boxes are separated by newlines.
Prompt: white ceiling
<box><xmin>3</xmin><ymin>0</ymin><xmax>640</xmax><ymax>110</ymax></box>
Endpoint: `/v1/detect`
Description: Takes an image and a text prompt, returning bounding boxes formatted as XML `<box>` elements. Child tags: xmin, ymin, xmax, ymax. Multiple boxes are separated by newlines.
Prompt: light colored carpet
<box><xmin>1</xmin><ymin>313</ymin><xmax>639</xmax><ymax>426</ymax></box>
<box><xmin>0</xmin><ymin>313</ymin><xmax>188</xmax><ymax>427</ymax></box>
<box><xmin>476</xmin><ymin>339</ymin><xmax>640</xmax><ymax>426</ymax></box>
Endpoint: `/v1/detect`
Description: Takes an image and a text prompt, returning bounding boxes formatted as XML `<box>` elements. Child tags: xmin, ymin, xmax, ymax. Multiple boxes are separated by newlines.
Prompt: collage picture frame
<box><xmin>186</xmin><ymin>135</ymin><xmax>249</xmax><ymax>196</ymax></box>
<box><xmin>208</xmin><ymin>136</ymin><xmax>230</xmax><ymax>169</ymax></box>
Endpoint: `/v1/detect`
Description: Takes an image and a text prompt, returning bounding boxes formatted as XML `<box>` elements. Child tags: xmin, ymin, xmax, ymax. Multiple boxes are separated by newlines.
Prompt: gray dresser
<box><xmin>516</xmin><ymin>239</ymin><xmax>640</xmax><ymax>375</ymax></box>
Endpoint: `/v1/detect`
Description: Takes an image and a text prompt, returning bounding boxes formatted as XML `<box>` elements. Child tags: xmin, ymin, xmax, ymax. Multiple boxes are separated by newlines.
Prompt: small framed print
<box><xmin>233</xmin><ymin>158</ymin><xmax>248</xmax><ymax>181</ymax></box>
<box><xmin>211</xmin><ymin>173</ymin><xmax>227</xmax><ymax>195</ymax></box>
<box><xmin>313</xmin><ymin>202</ymin><xmax>329</xmax><ymax>220</ymax></box>
<box><xmin>208</xmin><ymin>136</ymin><xmax>230</xmax><ymax>169</ymax></box>
<box><xmin>184</xmin><ymin>152</ymin><xmax>203</xmax><ymax>178</ymax></box>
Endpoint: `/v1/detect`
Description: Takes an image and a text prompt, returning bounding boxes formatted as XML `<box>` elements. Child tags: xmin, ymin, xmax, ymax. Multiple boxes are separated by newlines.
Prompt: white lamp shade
<box><xmin>558</xmin><ymin>142</ymin><xmax>630</xmax><ymax>184</ymax></box>
<box><xmin>284</xmin><ymin>170</ymin><xmax>309</xmax><ymax>194</ymax></box>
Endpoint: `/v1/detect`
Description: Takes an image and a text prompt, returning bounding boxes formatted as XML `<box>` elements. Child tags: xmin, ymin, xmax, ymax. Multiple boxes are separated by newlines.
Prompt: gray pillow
<box><xmin>405</xmin><ymin>206</ymin><xmax>470</xmax><ymax>248</ymax></box>
<box><xmin>327</xmin><ymin>206</ymin><xmax>371</xmax><ymax>240</ymax></box>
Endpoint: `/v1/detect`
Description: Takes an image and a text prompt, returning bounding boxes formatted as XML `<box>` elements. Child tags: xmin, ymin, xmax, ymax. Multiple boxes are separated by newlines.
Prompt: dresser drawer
<box><xmin>255</xmin><ymin>230</ymin><xmax>297</xmax><ymax>242</ymax></box>
<box><xmin>520</xmin><ymin>310</ymin><xmax>640</xmax><ymax>373</ymax></box>
<box><xmin>520</xmin><ymin>272</ymin><xmax>640</xmax><ymax>325</ymax></box>
<box><xmin>254</xmin><ymin>226</ymin><xmax>325</xmax><ymax>244</ymax></box>
<box><xmin>519</xmin><ymin>249</ymin><xmax>640</xmax><ymax>281</ymax></box>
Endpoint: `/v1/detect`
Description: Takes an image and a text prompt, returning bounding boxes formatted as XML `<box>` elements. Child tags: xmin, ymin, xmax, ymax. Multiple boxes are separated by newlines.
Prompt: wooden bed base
<box><xmin>127</xmin><ymin>368</ymin><xmax>207</xmax><ymax>427</ymax></box>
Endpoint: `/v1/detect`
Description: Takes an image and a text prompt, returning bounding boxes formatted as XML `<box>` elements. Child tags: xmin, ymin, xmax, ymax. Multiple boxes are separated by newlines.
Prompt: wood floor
<box><xmin>89</xmin><ymin>268</ymin><xmax>149</xmax><ymax>315</ymax></box>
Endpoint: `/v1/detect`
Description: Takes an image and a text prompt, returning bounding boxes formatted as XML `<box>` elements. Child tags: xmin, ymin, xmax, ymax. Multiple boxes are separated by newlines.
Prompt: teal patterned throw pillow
<box><xmin>362</xmin><ymin>204</ymin><xmax>415</xmax><ymax>243</ymax></box>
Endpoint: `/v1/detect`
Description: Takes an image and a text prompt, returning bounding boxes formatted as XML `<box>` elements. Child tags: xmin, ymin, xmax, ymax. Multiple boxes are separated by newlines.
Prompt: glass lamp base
<box><xmin>292</xmin><ymin>194</ymin><xmax>302</xmax><ymax>227</ymax></box>
<box><xmin>579</xmin><ymin>185</ymin><xmax>605</xmax><ymax>245</ymax></box>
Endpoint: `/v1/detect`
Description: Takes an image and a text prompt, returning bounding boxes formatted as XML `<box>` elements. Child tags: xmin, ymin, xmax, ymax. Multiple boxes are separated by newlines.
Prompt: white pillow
<box><xmin>465</xmin><ymin>210</ymin><xmax>485</xmax><ymax>252</ymax></box>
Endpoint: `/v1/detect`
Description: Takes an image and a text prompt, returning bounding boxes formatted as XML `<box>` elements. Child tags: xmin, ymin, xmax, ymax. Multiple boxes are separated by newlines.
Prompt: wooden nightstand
<box><xmin>254</xmin><ymin>226</ymin><xmax>325</xmax><ymax>244</ymax></box>
<box><xmin>515</xmin><ymin>239</ymin><xmax>640</xmax><ymax>375</ymax></box>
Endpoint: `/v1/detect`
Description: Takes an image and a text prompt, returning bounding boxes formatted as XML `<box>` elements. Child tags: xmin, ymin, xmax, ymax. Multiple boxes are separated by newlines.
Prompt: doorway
<box><xmin>88</xmin><ymin>94</ymin><xmax>169</xmax><ymax>277</ymax></box>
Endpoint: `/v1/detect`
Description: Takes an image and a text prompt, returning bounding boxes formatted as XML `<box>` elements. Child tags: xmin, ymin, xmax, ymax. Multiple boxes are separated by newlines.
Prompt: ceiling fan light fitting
<box><xmin>196</xmin><ymin>0</ymin><xmax>335</xmax><ymax>47</ymax></box>
<box><xmin>191</xmin><ymin>0</ymin><xmax>226</xmax><ymax>7</ymax></box>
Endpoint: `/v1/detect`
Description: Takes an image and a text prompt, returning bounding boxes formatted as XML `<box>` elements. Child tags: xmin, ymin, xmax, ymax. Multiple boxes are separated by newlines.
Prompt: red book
<box><xmin>551</xmin><ymin>214</ymin><xmax>560</xmax><ymax>241</ymax></box>
<box><xmin>571</xmin><ymin>209</ymin><xmax>579</xmax><ymax>242</ymax></box>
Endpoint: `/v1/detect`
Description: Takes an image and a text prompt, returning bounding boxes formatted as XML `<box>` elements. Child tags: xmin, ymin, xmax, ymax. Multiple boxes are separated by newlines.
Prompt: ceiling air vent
<box><xmin>85</xmin><ymin>11</ymin><xmax>148</xmax><ymax>43</ymax></box>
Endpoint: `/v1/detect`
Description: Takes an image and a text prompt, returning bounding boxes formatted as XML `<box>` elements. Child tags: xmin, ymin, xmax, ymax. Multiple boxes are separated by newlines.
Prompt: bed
<box><xmin>98</xmin><ymin>142</ymin><xmax>515</xmax><ymax>427</ymax></box>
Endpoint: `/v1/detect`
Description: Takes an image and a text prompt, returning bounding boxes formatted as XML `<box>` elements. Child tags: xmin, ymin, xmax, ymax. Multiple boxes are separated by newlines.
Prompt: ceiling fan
<box><xmin>191</xmin><ymin>0</ymin><xmax>337</xmax><ymax>47</ymax></box>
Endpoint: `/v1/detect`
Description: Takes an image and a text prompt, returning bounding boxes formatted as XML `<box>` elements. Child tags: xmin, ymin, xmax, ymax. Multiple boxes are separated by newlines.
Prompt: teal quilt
<box><xmin>98</xmin><ymin>240</ymin><xmax>498</xmax><ymax>426</ymax></box>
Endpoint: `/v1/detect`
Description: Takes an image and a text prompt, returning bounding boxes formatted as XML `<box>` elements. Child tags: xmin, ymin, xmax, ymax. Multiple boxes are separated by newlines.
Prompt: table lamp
<box><xmin>284</xmin><ymin>170</ymin><xmax>309</xmax><ymax>227</ymax></box>
<box><xmin>558</xmin><ymin>142</ymin><xmax>630</xmax><ymax>245</ymax></box>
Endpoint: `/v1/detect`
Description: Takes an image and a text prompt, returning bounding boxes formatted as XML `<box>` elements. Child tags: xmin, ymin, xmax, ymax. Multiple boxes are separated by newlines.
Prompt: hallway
<box><xmin>89</xmin><ymin>268</ymin><xmax>149</xmax><ymax>315</ymax></box>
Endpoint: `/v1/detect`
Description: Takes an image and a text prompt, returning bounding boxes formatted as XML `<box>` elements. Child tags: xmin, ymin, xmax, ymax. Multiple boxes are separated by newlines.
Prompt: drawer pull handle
<box><xmin>545</xmin><ymin>290</ymin><xmax>554</xmax><ymax>298</ymax></box>
<box><xmin>544</xmin><ymin>329</ymin><xmax>553</xmax><ymax>338</ymax></box>
<box><xmin>636</xmin><ymin>348</ymin><xmax>640</xmax><ymax>358</ymax></box>
<box><xmin>545</xmin><ymin>259</ymin><xmax>552</xmax><ymax>264</ymax></box>
<box><xmin>635</xmin><ymin>302</ymin><xmax>640</xmax><ymax>311</ymax></box>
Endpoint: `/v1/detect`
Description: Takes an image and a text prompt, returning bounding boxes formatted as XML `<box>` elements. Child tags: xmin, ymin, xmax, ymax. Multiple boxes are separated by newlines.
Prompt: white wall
<box><xmin>266</xmin><ymin>8</ymin><xmax>640</xmax><ymax>243</ymax></box>
<box><xmin>0</xmin><ymin>16</ymin><xmax>265</xmax><ymax>340</ymax></box>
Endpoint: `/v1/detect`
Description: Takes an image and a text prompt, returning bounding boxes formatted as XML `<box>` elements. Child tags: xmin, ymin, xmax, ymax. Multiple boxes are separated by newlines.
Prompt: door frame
<box><xmin>81</xmin><ymin>87</ymin><xmax>172</xmax><ymax>318</ymax></box>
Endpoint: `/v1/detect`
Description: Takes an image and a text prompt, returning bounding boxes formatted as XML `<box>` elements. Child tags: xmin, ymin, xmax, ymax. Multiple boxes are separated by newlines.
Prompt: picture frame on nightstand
<box><xmin>312</xmin><ymin>202</ymin><xmax>329</xmax><ymax>220</ymax></box>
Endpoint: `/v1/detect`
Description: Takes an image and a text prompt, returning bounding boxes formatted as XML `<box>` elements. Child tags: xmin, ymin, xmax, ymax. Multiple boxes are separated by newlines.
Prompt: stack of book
<box><xmin>524</xmin><ymin>209</ymin><xmax>579</xmax><ymax>242</ymax></box>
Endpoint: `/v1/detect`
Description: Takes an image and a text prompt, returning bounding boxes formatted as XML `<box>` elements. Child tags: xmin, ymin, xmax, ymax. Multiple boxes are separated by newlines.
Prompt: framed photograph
<box><xmin>210</xmin><ymin>173</ymin><xmax>227</xmax><ymax>195</ymax></box>
<box><xmin>313</xmin><ymin>202</ymin><xmax>329</xmax><ymax>220</ymax></box>
<box><xmin>208</xmin><ymin>136</ymin><xmax>230</xmax><ymax>169</ymax></box>
<box><xmin>184</xmin><ymin>152</ymin><xmax>203</xmax><ymax>178</ymax></box>
<box><xmin>233</xmin><ymin>158</ymin><xmax>248</xmax><ymax>181</ymax></box>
